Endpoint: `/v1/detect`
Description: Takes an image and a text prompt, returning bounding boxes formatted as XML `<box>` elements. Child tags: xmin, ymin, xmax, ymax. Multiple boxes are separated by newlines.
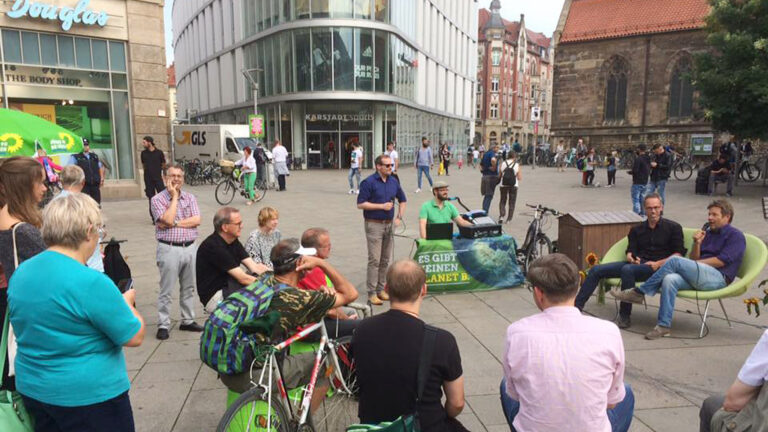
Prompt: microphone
<box><xmin>701</xmin><ymin>222</ymin><xmax>710</xmax><ymax>232</ymax></box>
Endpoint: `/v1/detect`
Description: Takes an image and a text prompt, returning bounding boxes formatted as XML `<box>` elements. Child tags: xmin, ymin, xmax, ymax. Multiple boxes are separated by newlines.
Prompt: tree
<box><xmin>694</xmin><ymin>0</ymin><xmax>768</xmax><ymax>139</ymax></box>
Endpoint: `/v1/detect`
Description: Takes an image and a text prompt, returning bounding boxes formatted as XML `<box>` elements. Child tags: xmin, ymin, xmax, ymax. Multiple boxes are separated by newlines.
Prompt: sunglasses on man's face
<box><xmin>378</xmin><ymin>164</ymin><xmax>393</xmax><ymax>168</ymax></box>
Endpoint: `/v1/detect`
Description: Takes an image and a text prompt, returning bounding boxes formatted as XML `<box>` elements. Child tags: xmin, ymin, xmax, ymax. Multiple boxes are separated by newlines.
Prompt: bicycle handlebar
<box><xmin>525</xmin><ymin>203</ymin><xmax>560</xmax><ymax>216</ymax></box>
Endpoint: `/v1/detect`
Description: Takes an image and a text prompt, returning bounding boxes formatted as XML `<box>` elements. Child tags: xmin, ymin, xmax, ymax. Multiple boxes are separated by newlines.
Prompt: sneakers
<box><xmin>497</xmin><ymin>218</ymin><xmax>504</xmax><ymax>224</ymax></box>
<box><xmin>645</xmin><ymin>325</ymin><xmax>671</xmax><ymax>340</ymax></box>
<box><xmin>179</xmin><ymin>322</ymin><xmax>204</xmax><ymax>332</ymax></box>
<box><xmin>615</xmin><ymin>315</ymin><xmax>631</xmax><ymax>329</ymax></box>
<box><xmin>415</xmin><ymin>188</ymin><xmax>421</xmax><ymax>193</ymax></box>
<box><xmin>156</xmin><ymin>328</ymin><xmax>169</xmax><ymax>340</ymax></box>
<box><xmin>355</xmin><ymin>189</ymin><xmax>360</xmax><ymax>194</ymax></box>
<box><xmin>246</xmin><ymin>200</ymin><xmax>253</xmax><ymax>206</ymax></box>
<box><xmin>349</xmin><ymin>189</ymin><xmax>355</xmax><ymax>194</ymax></box>
<box><xmin>610</xmin><ymin>287</ymin><xmax>645</xmax><ymax>305</ymax></box>
<box><xmin>377</xmin><ymin>290</ymin><xmax>390</xmax><ymax>301</ymax></box>
<box><xmin>368</xmin><ymin>293</ymin><xmax>383</xmax><ymax>306</ymax></box>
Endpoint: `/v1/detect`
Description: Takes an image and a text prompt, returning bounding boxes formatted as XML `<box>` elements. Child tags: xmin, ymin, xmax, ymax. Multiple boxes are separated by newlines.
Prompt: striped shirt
<box><xmin>151</xmin><ymin>190</ymin><xmax>200</xmax><ymax>243</ymax></box>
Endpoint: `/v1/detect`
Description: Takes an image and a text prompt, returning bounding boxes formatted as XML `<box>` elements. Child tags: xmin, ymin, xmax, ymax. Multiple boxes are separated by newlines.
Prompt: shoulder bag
<box><xmin>346</xmin><ymin>325</ymin><xmax>439</xmax><ymax>432</ymax></box>
<box><xmin>0</xmin><ymin>223</ymin><xmax>34</xmax><ymax>431</ymax></box>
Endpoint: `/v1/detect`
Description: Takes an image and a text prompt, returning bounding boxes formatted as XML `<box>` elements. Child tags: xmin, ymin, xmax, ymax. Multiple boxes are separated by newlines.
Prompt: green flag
<box><xmin>0</xmin><ymin>108</ymin><xmax>84</xmax><ymax>158</ymax></box>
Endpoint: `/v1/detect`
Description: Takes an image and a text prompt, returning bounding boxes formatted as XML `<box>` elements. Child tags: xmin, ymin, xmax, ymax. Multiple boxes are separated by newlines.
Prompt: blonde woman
<box><xmin>9</xmin><ymin>193</ymin><xmax>145</xmax><ymax>431</ymax></box>
<box><xmin>245</xmin><ymin>207</ymin><xmax>281</xmax><ymax>270</ymax></box>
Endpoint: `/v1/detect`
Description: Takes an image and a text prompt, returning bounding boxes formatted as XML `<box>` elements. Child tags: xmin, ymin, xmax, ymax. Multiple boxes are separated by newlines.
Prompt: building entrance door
<box><xmin>341</xmin><ymin>132</ymin><xmax>373</xmax><ymax>169</ymax></box>
<box><xmin>306</xmin><ymin>132</ymin><xmax>338</xmax><ymax>168</ymax></box>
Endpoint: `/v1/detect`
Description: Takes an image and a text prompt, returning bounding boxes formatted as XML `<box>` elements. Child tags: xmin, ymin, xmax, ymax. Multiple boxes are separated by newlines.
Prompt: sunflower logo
<box><xmin>0</xmin><ymin>133</ymin><xmax>24</xmax><ymax>153</ymax></box>
<box><xmin>59</xmin><ymin>132</ymin><xmax>75</xmax><ymax>150</ymax></box>
<box><xmin>585</xmin><ymin>252</ymin><xmax>599</xmax><ymax>268</ymax></box>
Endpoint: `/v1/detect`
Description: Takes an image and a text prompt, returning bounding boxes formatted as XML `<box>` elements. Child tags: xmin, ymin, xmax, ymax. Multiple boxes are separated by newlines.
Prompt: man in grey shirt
<box><xmin>415</xmin><ymin>137</ymin><xmax>434</xmax><ymax>193</ymax></box>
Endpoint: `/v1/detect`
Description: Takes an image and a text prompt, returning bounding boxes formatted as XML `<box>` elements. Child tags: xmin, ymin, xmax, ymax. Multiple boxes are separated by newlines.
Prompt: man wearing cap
<box><xmin>219</xmin><ymin>238</ymin><xmax>359</xmax><ymax>413</ymax></box>
<box><xmin>357</xmin><ymin>154</ymin><xmax>407</xmax><ymax>305</ymax></box>
<box><xmin>69</xmin><ymin>138</ymin><xmax>104</xmax><ymax>204</ymax></box>
<box><xmin>419</xmin><ymin>181</ymin><xmax>473</xmax><ymax>239</ymax></box>
<box><xmin>141</xmin><ymin>135</ymin><xmax>166</xmax><ymax>223</ymax></box>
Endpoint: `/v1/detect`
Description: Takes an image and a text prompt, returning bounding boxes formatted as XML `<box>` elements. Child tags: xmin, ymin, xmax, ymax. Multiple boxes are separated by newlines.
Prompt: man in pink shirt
<box><xmin>500</xmin><ymin>253</ymin><xmax>635</xmax><ymax>432</ymax></box>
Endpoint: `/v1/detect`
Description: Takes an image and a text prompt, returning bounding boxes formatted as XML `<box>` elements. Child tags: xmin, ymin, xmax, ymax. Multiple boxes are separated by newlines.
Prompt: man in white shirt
<box><xmin>348</xmin><ymin>143</ymin><xmax>363</xmax><ymax>194</ymax></box>
<box><xmin>385</xmin><ymin>141</ymin><xmax>399</xmax><ymax>181</ymax></box>
<box><xmin>272</xmin><ymin>140</ymin><xmax>289</xmax><ymax>191</ymax></box>
<box><xmin>700</xmin><ymin>330</ymin><xmax>768</xmax><ymax>432</ymax></box>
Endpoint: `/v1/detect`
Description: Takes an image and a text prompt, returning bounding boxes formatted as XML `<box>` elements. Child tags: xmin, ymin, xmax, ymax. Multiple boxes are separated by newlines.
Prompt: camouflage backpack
<box><xmin>200</xmin><ymin>274</ymin><xmax>285</xmax><ymax>375</ymax></box>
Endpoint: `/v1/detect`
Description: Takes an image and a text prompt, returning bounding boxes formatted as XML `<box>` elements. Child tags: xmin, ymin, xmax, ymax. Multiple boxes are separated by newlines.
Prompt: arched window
<box><xmin>669</xmin><ymin>56</ymin><xmax>694</xmax><ymax>118</ymax></box>
<box><xmin>604</xmin><ymin>57</ymin><xmax>629</xmax><ymax>121</ymax></box>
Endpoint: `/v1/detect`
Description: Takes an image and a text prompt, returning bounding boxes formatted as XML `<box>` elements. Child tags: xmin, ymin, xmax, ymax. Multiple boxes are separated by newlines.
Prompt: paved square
<box><xmin>105</xmin><ymin>164</ymin><xmax>768</xmax><ymax>431</ymax></box>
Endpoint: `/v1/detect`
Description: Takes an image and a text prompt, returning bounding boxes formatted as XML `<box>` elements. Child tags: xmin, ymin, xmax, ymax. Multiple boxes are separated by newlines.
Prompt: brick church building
<box><xmin>551</xmin><ymin>0</ymin><xmax>718</xmax><ymax>152</ymax></box>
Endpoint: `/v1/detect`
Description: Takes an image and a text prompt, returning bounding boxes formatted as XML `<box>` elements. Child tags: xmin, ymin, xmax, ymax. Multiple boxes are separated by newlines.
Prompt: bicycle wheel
<box><xmin>524</xmin><ymin>235</ymin><xmax>553</xmax><ymax>273</ymax></box>
<box><xmin>253</xmin><ymin>180</ymin><xmax>268</xmax><ymax>203</ymax></box>
<box><xmin>217</xmin><ymin>386</ymin><xmax>291</xmax><ymax>432</ymax></box>
<box><xmin>311</xmin><ymin>336</ymin><xmax>358</xmax><ymax>432</ymax></box>
<box><xmin>740</xmin><ymin>163</ymin><xmax>761</xmax><ymax>182</ymax></box>
<box><xmin>215</xmin><ymin>180</ymin><xmax>237</xmax><ymax>205</ymax></box>
<box><xmin>673</xmin><ymin>162</ymin><xmax>693</xmax><ymax>181</ymax></box>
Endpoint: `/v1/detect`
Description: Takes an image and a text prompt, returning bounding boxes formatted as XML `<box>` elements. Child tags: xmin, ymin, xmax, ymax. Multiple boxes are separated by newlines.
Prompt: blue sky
<box><xmin>163</xmin><ymin>0</ymin><xmax>565</xmax><ymax>66</ymax></box>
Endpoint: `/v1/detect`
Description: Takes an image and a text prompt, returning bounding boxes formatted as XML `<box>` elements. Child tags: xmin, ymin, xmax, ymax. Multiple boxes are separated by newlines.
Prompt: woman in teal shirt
<box><xmin>9</xmin><ymin>193</ymin><xmax>145</xmax><ymax>431</ymax></box>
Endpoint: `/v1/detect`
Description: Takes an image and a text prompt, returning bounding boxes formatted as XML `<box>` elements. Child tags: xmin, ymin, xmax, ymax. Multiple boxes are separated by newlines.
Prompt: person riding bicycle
<box><xmin>218</xmin><ymin>238</ymin><xmax>358</xmax><ymax>413</ymax></box>
<box><xmin>234</xmin><ymin>146</ymin><xmax>258</xmax><ymax>205</ymax></box>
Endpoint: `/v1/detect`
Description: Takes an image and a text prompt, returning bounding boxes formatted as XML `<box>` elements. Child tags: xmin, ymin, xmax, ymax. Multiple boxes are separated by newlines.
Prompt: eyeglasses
<box><xmin>227</xmin><ymin>221</ymin><xmax>244</xmax><ymax>227</ymax></box>
<box><xmin>379</xmin><ymin>164</ymin><xmax>393</xmax><ymax>168</ymax></box>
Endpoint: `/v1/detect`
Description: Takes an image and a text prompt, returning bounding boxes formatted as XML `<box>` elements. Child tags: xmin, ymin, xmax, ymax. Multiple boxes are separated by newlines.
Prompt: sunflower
<box><xmin>585</xmin><ymin>252</ymin><xmax>599</xmax><ymax>267</ymax></box>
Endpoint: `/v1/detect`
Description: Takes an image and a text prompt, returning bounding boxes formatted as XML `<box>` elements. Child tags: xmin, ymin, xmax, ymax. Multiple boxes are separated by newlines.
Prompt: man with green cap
<box><xmin>418</xmin><ymin>181</ymin><xmax>473</xmax><ymax>239</ymax></box>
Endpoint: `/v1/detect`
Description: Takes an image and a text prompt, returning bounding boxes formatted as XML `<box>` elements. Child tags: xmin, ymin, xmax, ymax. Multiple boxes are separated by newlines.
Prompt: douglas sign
<box><xmin>6</xmin><ymin>0</ymin><xmax>110</xmax><ymax>31</ymax></box>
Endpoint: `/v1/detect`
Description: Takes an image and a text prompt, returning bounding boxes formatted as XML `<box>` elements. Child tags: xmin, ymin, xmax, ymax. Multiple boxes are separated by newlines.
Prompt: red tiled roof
<box><xmin>478</xmin><ymin>8</ymin><xmax>550</xmax><ymax>48</ymax></box>
<box><xmin>527</xmin><ymin>30</ymin><xmax>551</xmax><ymax>48</ymax></box>
<box><xmin>167</xmin><ymin>64</ymin><xmax>176</xmax><ymax>88</ymax></box>
<box><xmin>560</xmin><ymin>0</ymin><xmax>709</xmax><ymax>43</ymax></box>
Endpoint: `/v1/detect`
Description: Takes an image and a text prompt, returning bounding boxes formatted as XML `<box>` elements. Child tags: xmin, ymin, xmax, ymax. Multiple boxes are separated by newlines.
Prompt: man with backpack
<box><xmin>498</xmin><ymin>151</ymin><xmax>522</xmax><ymax>224</ymax></box>
<box><xmin>208</xmin><ymin>238</ymin><xmax>359</xmax><ymax>412</ymax></box>
<box><xmin>480</xmin><ymin>144</ymin><xmax>500</xmax><ymax>216</ymax></box>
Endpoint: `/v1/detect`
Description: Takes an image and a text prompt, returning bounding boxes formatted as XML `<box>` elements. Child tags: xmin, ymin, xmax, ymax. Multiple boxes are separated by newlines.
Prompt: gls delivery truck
<box><xmin>172</xmin><ymin>124</ymin><xmax>255</xmax><ymax>162</ymax></box>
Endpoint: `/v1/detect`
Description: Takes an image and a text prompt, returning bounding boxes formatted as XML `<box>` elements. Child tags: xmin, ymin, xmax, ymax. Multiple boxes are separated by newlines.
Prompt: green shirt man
<box><xmin>418</xmin><ymin>181</ymin><xmax>473</xmax><ymax>238</ymax></box>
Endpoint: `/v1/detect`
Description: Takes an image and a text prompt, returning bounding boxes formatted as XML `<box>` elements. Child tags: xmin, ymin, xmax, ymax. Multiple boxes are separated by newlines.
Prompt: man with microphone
<box><xmin>612</xmin><ymin>199</ymin><xmax>745</xmax><ymax>340</ymax></box>
<box><xmin>357</xmin><ymin>154</ymin><xmax>407</xmax><ymax>305</ymax></box>
<box><xmin>418</xmin><ymin>181</ymin><xmax>473</xmax><ymax>239</ymax></box>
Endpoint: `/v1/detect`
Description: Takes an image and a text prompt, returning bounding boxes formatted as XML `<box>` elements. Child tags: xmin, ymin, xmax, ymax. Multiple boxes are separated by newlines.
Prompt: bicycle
<box><xmin>618</xmin><ymin>148</ymin><xmax>635</xmax><ymax>170</ymax></box>
<box><xmin>671</xmin><ymin>152</ymin><xmax>695</xmax><ymax>181</ymax></box>
<box><xmin>215</xmin><ymin>165</ymin><xmax>268</xmax><ymax>205</ymax></box>
<box><xmin>517</xmin><ymin>203</ymin><xmax>560</xmax><ymax>274</ymax></box>
<box><xmin>738</xmin><ymin>155</ymin><xmax>762</xmax><ymax>182</ymax></box>
<box><xmin>217</xmin><ymin>303</ymin><xmax>372</xmax><ymax>432</ymax></box>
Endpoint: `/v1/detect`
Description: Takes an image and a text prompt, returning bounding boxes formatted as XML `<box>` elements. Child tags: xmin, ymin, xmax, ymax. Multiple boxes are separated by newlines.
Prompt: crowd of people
<box><xmin>0</xmin><ymin>135</ymin><xmax>765</xmax><ymax>432</ymax></box>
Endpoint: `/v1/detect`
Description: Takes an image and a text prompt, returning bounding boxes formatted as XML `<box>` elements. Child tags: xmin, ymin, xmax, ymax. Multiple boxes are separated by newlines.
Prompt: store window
<box><xmin>312</xmin><ymin>0</ymin><xmax>330</xmax><ymax>18</ymax></box>
<box><xmin>333</xmin><ymin>27</ymin><xmax>355</xmax><ymax>91</ymax></box>
<box><xmin>355</xmin><ymin>0</ymin><xmax>372</xmax><ymax>19</ymax></box>
<box><xmin>21</xmin><ymin>32</ymin><xmax>40</xmax><ymax>65</ymax></box>
<box><xmin>374</xmin><ymin>0</ymin><xmax>389</xmax><ymax>22</ymax></box>
<box><xmin>109</xmin><ymin>42</ymin><xmax>126</xmax><ymax>72</ymax></box>
<box><xmin>355</xmin><ymin>28</ymin><xmax>373</xmax><ymax>91</ymax></box>
<box><xmin>331</xmin><ymin>0</ymin><xmax>354</xmax><ymax>18</ymax></box>
<box><xmin>295</xmin><ymin>29</ymin><xmax>312</xmax><ymax>91</ymax></box>
<box><xmin>374</xmin><ymin>30</ymin><xmax>388</xmax><ymax>92</ymax></box>
<box><xmin>312</xmin><ymin>28</ymin><xmax>332</xmax><ymax>90</ymax></box>
<box><xmin>2</xmin><ymin>30</ymin><xmax>21</xmax><ymax>63</ymax></box>
<box><xmin>40</xmin><ymin>34</ymin><xmax>57</xmax><ymax>66</ymax></box>
<box><xmin>296</xmin><ymin>0</ymin><xmax>310</xmax><ymax>19</ymax></box>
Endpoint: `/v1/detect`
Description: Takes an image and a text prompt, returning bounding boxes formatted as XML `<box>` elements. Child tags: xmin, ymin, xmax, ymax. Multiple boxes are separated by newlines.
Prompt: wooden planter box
<box><xmin>558</xmin><ymin>211</ymin><xmax>644</xmax><ymax>270</ymax></box>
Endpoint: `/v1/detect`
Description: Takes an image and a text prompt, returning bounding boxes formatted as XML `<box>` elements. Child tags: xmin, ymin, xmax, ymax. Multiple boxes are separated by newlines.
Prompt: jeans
<box><xmin>631</xmin><ymin>185</ymin><xmax>646</xmax><ymax>215</ymax></box>
<box><xmin>22</xmin><ymin>391</ymin><xmax>135</xmax><ymax>432</ymax></box>
<box><xmin>608</xmin><ymin>169</ymin><xmax>616</xmax><ymax>185</ymax></box>
<box><xmin>585</xmin><ymin>170</ymin><xmax>595</xmax><ymax>185</ymax></box>
<box><xmin>708</xmin><ymin>173</ymin><xmax>734</xmax><ymax>194</ymax></box>
<box><xmin>637</xmin><ymin>256</ymin><xmax>726</xmax><ymax>327</ymax></box>
<box><xmin>645</xmin><ymin>179</ymin><xmax>667</xmax><ymax>204</ymax></box>
<box><xmin>481</xmin><ymin>175</ymin><xmax>498</xmax><ymax>215</ymax></box>
<box><xmin>575</xmin><ymin>261</ymin><xmax>655</xmax><ymax>317</ymax></box>
<box><xmin>348</xmin><ymin>167</ymin><xmax>361</xmax><ymax>190</ymax></box>
<box><xmin>498</xmin><ymin>186</ymin><xmax>518</xmax><ymax>221</ymax></box>
<box><xmin>417</xmin><ymin>165</ymin><xmax>433</xmax><ymax>189</ymax></box>
<box><xmin>499</xmin><ymin>379</ymin><xmax>635</xmax><ymax>432</ymax></box>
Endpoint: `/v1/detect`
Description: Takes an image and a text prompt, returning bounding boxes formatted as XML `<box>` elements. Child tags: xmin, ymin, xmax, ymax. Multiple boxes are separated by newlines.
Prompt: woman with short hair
<box><xmin>9</xmin><ymin>193</ymin><xmax>145</xmax><ymax>431</ymax></box>
<box><xmin>235</xmin><ymin>146</ymin><xmax>258</xmax><ymax>205</ymax></box>
<box><xmin>245</xmin><ymin>206</ymin><xmax>281</xmax><ymax>270</ymax></box>
<box><xmin>0</xmin><ymin>156</ymin><xmax>47</xmax><ymax>391</ymax></box>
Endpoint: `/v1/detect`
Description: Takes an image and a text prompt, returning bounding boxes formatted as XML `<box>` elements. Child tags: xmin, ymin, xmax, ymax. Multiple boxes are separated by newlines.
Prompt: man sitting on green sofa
<box><xmin>612</xmin><ymin>199</ymin><xmax>745</xmax><ymax>340</ymax></box>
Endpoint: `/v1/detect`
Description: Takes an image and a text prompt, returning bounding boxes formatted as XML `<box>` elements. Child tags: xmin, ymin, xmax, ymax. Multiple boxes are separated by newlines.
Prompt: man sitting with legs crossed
<box><xmin>612</xmin><ymin>199</ymin><xmax>745</xmax><ymax>340</ymax></box>
<box><xmin>575</xmin><ymin>193</ymin><xmax>685</xmax><ymax>328</ymax></box>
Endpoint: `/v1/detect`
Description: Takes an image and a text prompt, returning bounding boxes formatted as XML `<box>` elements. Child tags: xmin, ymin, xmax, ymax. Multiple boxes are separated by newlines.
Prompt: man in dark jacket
<box><xmin>69</xmin><ymin>138</ymin><xmax>104</xmax><ymax>204</ymax></box>
<box><xmin>141</xmin><ymin>136</ymin><xmax>166</xmax><ymax>223</ymax></box>
<box><xmin>646</xmin><ymin>143</ymin><xmax>672</xmax><ymax>204</ymax></box>
<box><xmin>629</xmin><ymin>144</ymin><xmax>651</xmax><ymax>215</ymax></box>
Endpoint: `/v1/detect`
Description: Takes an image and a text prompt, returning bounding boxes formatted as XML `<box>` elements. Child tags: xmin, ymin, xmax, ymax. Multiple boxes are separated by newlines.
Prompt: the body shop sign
<box><xmin>7</xmin><ymin>0</ymin><xmax>110</xmax><ymax>32</ymax></box>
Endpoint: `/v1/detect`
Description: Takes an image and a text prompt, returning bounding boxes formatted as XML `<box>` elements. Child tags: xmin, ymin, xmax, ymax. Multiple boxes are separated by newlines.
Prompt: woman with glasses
<box><xmin>8</xmin><ymin>193</ymin><xmax>145</xmax><ymax>431</ymax></box>
<box><xmin>0</xmin><ymin>156</ymin><xmax>47</xmax><ymax>392</ymax></box>
<box><xmin>245</xmin><ymin>206</ymin><xmax>281</xmax><ymax>271</ymax></box>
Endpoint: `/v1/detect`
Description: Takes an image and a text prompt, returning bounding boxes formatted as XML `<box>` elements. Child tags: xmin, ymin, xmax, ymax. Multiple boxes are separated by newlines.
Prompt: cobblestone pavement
<box><xmin>103</xmin><ymin>163</ymin><xmax>768</xmax><ymax>431</ymax></box>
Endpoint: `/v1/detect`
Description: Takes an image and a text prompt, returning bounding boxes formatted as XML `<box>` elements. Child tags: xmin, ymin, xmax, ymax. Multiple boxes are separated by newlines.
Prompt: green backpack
<box><xmin>199</xmin><ymin>274</ymin><xmax>284</xmax><ymax>375</ymax></box>
<box><xmin>346</xmin><ymin>326</ymin><xmax>438</xmax><ymax>432</ymax></box>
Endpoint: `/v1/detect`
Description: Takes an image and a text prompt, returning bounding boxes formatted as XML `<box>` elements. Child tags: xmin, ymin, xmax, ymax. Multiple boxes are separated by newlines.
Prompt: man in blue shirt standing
<box><xmin>358</xmin><ymin>154</ymin><xmax>407</xmax><ymax>305</ymax></box>
<box><xmin>612</xmin><ymin>199</ymin><xmax>745</xmax><ymax>340</ymax></box>
<box><xmin>480</xmin><ymin>144</ymin><xmax>500</xmax><ymax>216</ymax></box>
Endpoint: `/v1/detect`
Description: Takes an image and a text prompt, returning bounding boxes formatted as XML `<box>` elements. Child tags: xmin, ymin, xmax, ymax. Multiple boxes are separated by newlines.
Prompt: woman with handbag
<box><xmin>0</xmin><ymin>157</ymin><xmax>47</xmax><ymax>393</ymax></box>
<box><xmin>9</xmin><ymin>193</ymin><xmax>145</xmax><ymax>431</ymax></box>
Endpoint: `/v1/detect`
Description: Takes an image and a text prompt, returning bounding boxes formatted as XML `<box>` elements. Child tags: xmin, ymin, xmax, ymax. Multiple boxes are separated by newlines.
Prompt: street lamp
<box><xmin>241</xmin><ymin>68</ymin><xmax>262</xmax><ymax>124</ymax></box>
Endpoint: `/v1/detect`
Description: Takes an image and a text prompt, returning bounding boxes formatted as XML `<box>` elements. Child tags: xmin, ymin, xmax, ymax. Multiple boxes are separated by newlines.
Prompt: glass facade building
<box><xmin>173</xmin><ymin>0</ymin><xmax>477</xmax><ymax>168</ymax></box>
